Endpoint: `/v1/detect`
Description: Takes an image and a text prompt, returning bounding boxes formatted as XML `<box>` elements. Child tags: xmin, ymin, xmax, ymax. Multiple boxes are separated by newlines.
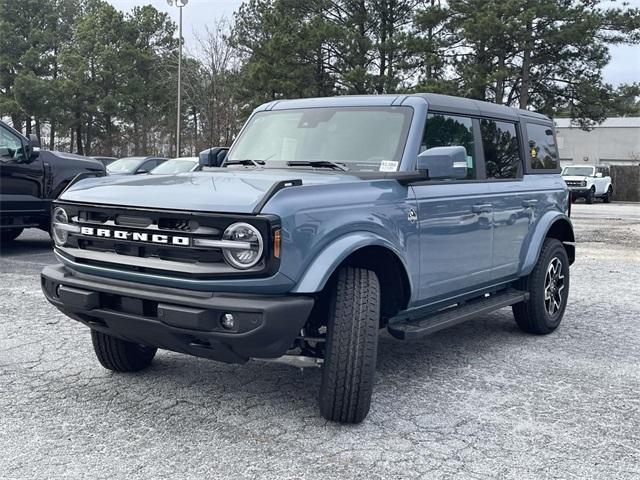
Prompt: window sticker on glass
<box><xmin>379</xmin><ymin>160</ymin><xmax>398</xmax><ymax>172</ymax></box>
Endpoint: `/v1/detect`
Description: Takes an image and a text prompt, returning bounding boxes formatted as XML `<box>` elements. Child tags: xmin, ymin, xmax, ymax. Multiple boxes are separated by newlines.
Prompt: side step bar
<box><xmin>387</xmin><ymin>289</ymin><xmax>529</xmax><ymax>340</ymax></box>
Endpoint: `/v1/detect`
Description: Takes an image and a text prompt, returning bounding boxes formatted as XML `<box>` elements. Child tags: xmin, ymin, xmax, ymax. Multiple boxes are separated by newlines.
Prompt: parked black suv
<box><xmin>0</xmin><ymin>120</ymin><xmax>105</xmax><ymax>242</ymax></box>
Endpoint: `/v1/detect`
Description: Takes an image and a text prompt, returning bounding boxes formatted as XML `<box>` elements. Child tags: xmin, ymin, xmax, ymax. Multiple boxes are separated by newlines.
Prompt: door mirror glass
<box><xmin>417</xmin><ymin>146</ymin><xmax>468</xmax><ymax>180</ymax></box>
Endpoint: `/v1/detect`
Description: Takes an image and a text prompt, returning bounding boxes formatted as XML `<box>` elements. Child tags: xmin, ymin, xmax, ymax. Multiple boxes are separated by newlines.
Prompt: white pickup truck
<box><xmin>562</xmin><ymin>165</ymin><xmax>613</xmax><ymax>204</ymax></box>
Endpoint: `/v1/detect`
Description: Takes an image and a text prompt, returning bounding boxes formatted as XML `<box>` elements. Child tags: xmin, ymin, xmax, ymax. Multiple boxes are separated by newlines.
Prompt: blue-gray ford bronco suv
<box><xmin>41</xmin><ymin>94</ymin><xmax>574</xmax><ymax>424</ymax></box>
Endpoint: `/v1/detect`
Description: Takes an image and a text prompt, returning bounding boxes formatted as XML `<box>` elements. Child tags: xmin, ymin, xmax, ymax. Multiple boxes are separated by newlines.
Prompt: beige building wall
<box><xmin>554</xmin><ymin>118</ymin><xmax>640</xmax><ymax>166</ymax></box>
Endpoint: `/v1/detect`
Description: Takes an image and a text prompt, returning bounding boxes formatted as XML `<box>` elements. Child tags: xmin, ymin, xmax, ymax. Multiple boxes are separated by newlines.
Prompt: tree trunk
<box><xmin>519</xmin><ymin>17</ymin><xmax>533</xmax><ymax>109</ymax></box>
<box><xmin>192</xmin><ymin>106</ymin><xmax>198</xmax><ymax>153</ymax></box>
<box><xmin>495</xmin><ymin>50</ymin><xmax>505</xmax><ymax>104</ymax></box>
<box><xmin>49</xmin><ymin>122</ymin><xmax>56</xmax><ymax>150</ymax></box>
<box><xmin>75</xmin><ymin>123</ymin><xmax>84</xmax><ymax>155</ymax></box>
<box><xmin>25</xmin><ymin>117</ymin><xmax>32</xmax><ymax>135</ymax></box>
<box><xmin>85</xmin><ymin>116</ymin><xmax>92</xmax><ymax>156</ymax></box>
<box><xmin>35</xmin><ymin>119</ymin><xmax>41</xmax><ymax>140</ymax></box>
<box><xmin>11</xmin><ymin>115</ymin><xmax>22</xmax><ymax>133</ymax></box>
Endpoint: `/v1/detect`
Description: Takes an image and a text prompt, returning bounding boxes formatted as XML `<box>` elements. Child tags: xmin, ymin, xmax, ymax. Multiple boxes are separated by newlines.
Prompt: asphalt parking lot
<box><xmin>1</xmin><ymin>203</ymin><xmax>639</xmax><ymax>479</ymax></box>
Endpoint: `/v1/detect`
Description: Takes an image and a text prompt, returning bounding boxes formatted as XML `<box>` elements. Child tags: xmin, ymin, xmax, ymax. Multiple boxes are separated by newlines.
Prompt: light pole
<box><xmin>167</xmin><ymin>0</ymin><xmax>188</xmax><ymax>157</ymax></box>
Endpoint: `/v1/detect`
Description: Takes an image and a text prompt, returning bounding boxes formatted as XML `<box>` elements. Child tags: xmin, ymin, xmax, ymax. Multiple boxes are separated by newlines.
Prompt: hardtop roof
<box><xmin>258</xmin><ymin>93</ymin><xmax>551</xmax><ymax>123</ymax></box>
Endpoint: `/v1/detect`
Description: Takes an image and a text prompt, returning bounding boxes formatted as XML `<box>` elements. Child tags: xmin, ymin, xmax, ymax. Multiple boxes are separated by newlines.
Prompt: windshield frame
<box><xmin>562</xmin><ymin>166</ymin><xmax>595</xmax><ymax>177</ymax></box>
<box><xmin>226</xmin><ymin>106</ymin><xmax>414</xmax><ymax>173</ymax></box>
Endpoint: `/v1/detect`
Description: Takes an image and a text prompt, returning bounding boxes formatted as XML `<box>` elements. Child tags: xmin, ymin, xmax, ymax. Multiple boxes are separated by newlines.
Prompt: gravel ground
<box><xmin>1</xmin><ymin>203</ymin><xmax>639</xmax><ymax>479</ymax></box>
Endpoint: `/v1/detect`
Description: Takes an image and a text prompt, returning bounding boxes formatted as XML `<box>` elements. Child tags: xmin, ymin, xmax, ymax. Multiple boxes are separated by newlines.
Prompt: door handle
<box><xmin>522</xmin><ymin>199</ymin><xmax>538</xmax><ymax>207</ymax></box>
<box><xmin>472</xmin><ymin>203</ymin><xmax>492</xmax><ymax>213</ymax></box>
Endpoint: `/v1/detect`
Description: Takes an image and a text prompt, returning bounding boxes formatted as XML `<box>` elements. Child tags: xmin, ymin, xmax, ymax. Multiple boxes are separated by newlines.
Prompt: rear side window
<box><xmin>527</xmin><ymin>123</ymin><xmax>559</xmax><ymax>170</ymax></box>
<box><xmin>421</xmin><ymin>113</ymin><xmax>476</xmax><ymax>180</ymax></box>
<box><xmin>480</xmin><ymin>120</ymin><xmax>521</xmax><ymax>179</ymax></box>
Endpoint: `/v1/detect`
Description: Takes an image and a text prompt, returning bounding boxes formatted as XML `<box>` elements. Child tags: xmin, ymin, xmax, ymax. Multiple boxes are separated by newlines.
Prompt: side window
<box><xmin>480</xmin><ymin>120</ymin><xmax>521</xmax><ymax>179</ymax></box>
<box><xmin>421</xmin><ymin>113</ymin><xmax>476</xmax><ymax>179</ymax></box>
<box><xmin>0</xmin><ymin>126</ymin><xmax>23</xmax><ymax>160</ymax></box>
<box><xmin>527</xmin><ymin>123</ymin><xmax>559</xmax><ymax>170</ymax></box>
<box><xmin>138</xmin><ymin>160</ymin><xmax>156</xmax><ymax>173</ymax></box>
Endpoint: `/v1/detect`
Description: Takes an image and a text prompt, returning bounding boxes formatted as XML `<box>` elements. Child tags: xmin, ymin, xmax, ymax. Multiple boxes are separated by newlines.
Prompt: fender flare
<box><xmin>521</xmin><ymin>212</ymin><xmax>575</xmax><ymax>276</ymax></box>
<box><xmin>291</xmin><ymin>232</ymin><xmax>412</xmax><ymax>294</ymax></box>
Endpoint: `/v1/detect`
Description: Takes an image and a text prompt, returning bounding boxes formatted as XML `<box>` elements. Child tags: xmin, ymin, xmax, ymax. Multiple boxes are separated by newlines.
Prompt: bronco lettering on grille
<box><xmin>79</xmin><ymin>226</ymin><xmax>190</xmax><ymax>246</ymax></box>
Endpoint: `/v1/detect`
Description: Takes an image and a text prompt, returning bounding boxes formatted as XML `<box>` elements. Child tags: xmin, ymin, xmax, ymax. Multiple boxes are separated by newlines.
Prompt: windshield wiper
<box><xmin>286</xmin><ymin>160</ymin><xmax>349</xmax><ymax>172</ymax></box>
<box><xmin>224</xmin><ymin>159</ymin><xmax>265</xmax><ymax>167</ymax></box>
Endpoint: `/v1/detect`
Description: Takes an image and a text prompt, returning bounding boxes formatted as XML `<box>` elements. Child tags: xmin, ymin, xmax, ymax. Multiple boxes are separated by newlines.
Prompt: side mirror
<box><xmin>417</xmin><ymin>146</ymin><xmax>468</xmax><ymax>180</ymax></box>
<box><xmin>595</xmin><ymin>172</ymin><xmax>602</xmax><ymax>178</ymax></box>
<box><xmin>25</xmin><ymin>134</ymin><xmax>40</xmax><ymax>160</ymax></box>
<box><xmin>135</xmin><ymin>169</ymin><xmax>149</xmax><ymax>175</ymax></box>
<box><xmin>199</xmin><ymin>147</ymin><xmax>229</xmax><ymax>167</ymax></box>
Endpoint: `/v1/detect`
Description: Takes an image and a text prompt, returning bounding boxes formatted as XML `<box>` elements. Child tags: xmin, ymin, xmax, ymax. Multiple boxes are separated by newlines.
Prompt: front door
<box><xmin>0</xmin><ymin>123</ymin><xmax>43</xmax><ymax>198</ymax></box>
<box><xmin>413</xmin><ymin>113</ymin><xmax>494</xmax><ymax>302</ymax></box>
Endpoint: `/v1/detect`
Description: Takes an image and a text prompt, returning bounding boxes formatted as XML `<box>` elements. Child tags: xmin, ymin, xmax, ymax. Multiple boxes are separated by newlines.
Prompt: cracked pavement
<box><xmin>1</xmin><ymin>203</ymin><xmax>639</xmax><ymax>479</ymax></box>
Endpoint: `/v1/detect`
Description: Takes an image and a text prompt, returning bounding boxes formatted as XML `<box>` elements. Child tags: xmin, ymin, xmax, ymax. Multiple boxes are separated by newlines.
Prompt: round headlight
<box><xmin>222</xmin><ymin>222</ymin><xmax>263</xmax><ymax>269</ymax></box>
<box><xmin>52</xmin><ymin>207</ymin><xmax>69</xmax><ymax>246</ymax></box>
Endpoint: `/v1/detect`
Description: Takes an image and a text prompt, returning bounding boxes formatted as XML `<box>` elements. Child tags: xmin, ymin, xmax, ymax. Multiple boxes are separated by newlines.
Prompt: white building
<box><xmin>554</xmin><ymin>117</ymin><xmax>640</xmax><ymax>166</ymax></box>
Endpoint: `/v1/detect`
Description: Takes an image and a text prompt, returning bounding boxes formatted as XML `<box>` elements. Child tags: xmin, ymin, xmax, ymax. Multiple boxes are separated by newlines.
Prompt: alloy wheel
<box><xmin>544</xmin><ymin>257</ymin><xmax>565</xmax><ymax>316</ymax></box>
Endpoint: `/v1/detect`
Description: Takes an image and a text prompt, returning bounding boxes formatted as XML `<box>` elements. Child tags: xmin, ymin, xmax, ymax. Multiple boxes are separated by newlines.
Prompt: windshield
<box><xmin>228</xmin><ymin>107</ymin><xmax>413</xmax><ymax>172</ymax></box>
<box><xmin>150</xmin><ymin>158</ymin><xmax>198</xmax><ymax>175</ymax></box>
<box><xmin>562</xmin><ymin>166</ymin><xmax>594</xmax><ymax>177</ymax></box>
<box><xmin>107</xmin><ymin>157</ymin><xmax>144</xmax><ymax>173</ymax></box>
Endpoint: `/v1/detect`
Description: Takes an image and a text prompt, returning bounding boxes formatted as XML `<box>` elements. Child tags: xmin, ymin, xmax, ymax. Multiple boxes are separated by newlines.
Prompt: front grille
<box><xmin>564</xmin><ymin>180</ymin><xmax>584</xmax><ymax>187</ymax></box>
<box><xmin>55</xmin><ymin>202</ymin><xmax>279</xmax><ymax>279</ymax></box>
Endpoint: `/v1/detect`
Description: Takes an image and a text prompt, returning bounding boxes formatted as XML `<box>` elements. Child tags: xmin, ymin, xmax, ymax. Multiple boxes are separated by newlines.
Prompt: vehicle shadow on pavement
<box><xmin>44</xmin><ymin>312</ymin><xmax>521</xmax><ymax>423</ymax></box>
<box><xmin>0</xmin><ymin>235</ymin><xmax>53</xmax><ymax>257</ymax></box>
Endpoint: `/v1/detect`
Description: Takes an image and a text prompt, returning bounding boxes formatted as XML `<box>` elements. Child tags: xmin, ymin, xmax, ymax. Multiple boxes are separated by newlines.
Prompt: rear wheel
<box><xmin>319</xmin><ymin>267</ymin><xmax>380</xmax><ymax>424</ymax></box>
<box><xmin>91</xmin><ymin>330</ymin><xmax>157</xmax><ymax>372</ymax></box>
<box><xmin>0</xmin><ymin>228</ymin><xmax>23</xmax><ymax>243</ymax></box>
<box><xmin>513</xmin><ymin>238</ymin><xmax>570</xmax><ymax>334</ymax></box>
<box><xmin>603</xmin><ymin>186</ymin><xmax>613</xmax><ymax>203</ymax></box>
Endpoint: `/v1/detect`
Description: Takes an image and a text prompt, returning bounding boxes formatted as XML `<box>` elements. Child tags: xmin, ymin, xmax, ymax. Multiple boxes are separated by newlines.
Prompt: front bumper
<box><xmin>42</xmin><ymin>265</ymin><xmax>314</xmax><ymax>364</ymax></box>
<box><xmin>566</xmin><ymin>187</ymin><xmax>590</xmax><ymax>197</ymax></box>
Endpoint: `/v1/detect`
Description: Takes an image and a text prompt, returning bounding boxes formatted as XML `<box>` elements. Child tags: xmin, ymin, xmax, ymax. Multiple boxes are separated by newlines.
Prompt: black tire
<box><xmin>91</xmin><ymin>330</ymin><xmax>157</xmax><ymax>372</ymax></box>
<box><xmin>513</xmin><ymin>238</ymin><xmax>570</xmax><ymax>335</ymax></box>
<box><xmin>586</xmin><ymin>187</ymin><xmax>595</xmax><ymax>204</ymax></box>
<box><xmin>319</xmin><ymin>267</ymin><xmax>380</xmax><ymax>424</ymax></box>
<box><xmin>603</xmin><ymin>186</ymin><xmax>613</xmax><ymax>203</ymax></box>
<box><xmin>0</xmin><ymin>228</ymin><xmax>23</xmax><ymax>243</ymax></box>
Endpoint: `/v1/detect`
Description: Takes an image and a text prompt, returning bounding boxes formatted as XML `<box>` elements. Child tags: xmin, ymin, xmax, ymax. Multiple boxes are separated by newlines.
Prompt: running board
<box><xmin>387</xmin><ymin>290</ymin><xmax>529</xmax><ymax>340</ymax></box>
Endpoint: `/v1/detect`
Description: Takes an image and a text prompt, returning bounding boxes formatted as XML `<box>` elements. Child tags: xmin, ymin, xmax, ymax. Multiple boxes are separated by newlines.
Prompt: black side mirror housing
<box><xmin>417</xmin><ymin>146</ymin><xmax>468</xmax><ymax>180</ymax></box>
<box><xmin>17</xmin><ymin>134</ymin><xmax>41</xmax><ymax>162</ymax></box>
<box><xmin>199</xmin><ymin>147</ymin><xmax>229</xmax><ymax>167</ymax></box>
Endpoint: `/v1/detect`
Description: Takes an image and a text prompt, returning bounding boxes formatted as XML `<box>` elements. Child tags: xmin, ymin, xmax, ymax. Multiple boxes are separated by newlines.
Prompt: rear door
<box><xmin>413</xmin><ymin>112</ymin><xmax>494</xmax><ymax>302</ymax></box>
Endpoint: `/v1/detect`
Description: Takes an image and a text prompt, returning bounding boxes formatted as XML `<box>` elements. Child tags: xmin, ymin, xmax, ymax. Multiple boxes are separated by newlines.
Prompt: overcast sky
<box><xmin>107</xmin><ymin>0</ymin><xmax>640</xmax><ymax>86</ymax></box>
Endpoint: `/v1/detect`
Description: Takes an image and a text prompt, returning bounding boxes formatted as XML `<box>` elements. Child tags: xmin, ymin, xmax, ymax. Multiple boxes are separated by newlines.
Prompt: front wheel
<box><xmin>586</xmin><ymin>187</ymin><xmax>595</xmax><ymax>204</ymax></box>
<box><xmin>319</xmin><ymin>267</ymin><xmax>380</xmax><ymax>424</ymax></box>
<box><xmin>91</xmin><ymin>330</ymin><xmax>157</xmax><ymax>372</ymax></box>
<box><xmin>513</xmin><ymin>238</ymin><xmax>570</xmax><ymax>334</ymax></box>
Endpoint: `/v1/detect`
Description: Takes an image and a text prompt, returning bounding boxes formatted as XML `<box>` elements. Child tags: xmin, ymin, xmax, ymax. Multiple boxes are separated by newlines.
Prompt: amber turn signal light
<box><xmin>273</xmin><ymin>229</ymin><xmax>281</xmax><ymax>258</ymax></box>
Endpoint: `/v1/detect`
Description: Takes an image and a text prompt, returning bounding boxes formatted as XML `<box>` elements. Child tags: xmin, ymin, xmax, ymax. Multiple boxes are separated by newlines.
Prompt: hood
<box><xmin>59</xmin><ymin>168</ymin><xmax>361</xmax><ymax>214</ymax></box>
<box><xmin>41</xmin><ymin>150</ymin><xmax>104</xmax><ymax>170</ymax></box>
